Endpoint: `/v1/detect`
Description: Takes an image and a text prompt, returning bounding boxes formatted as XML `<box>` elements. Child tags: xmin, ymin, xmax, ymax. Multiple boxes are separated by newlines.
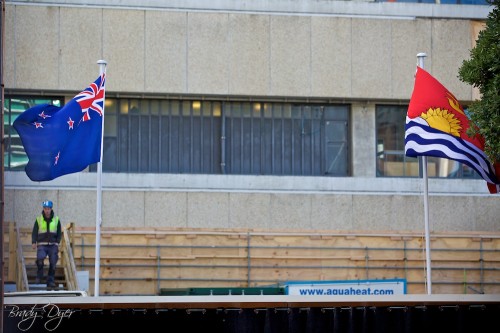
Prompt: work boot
<box><xmin>47</xmin><ymin>281</ymin><xmax>56</xmax><ymax>288</ymax></box>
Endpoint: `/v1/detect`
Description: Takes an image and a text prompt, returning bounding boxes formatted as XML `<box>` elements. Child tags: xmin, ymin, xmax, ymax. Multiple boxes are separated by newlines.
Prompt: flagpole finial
<box><xmin>97</xmin><ymin>60</ymin><xmax>107</xmax><ymax>76</ymax></box>
<box><xmin>416</xmin><ymin>53</ymin><xmax>427</xmax><ymax>69</ymax></box>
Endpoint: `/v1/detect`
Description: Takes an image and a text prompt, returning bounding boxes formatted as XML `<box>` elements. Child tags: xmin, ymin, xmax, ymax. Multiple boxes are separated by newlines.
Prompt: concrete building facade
<box><xmin>3</xmin><ymin>0</ymin><xmax>499</xmax><ymax>232</ymax></box>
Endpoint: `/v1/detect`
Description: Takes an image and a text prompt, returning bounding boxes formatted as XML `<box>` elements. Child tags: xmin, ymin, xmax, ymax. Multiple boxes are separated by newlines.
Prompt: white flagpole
<box><xmin>416</xmin><ymin>52</ymin><xmax>432</xmax><ymax>295</ymax></box>
<box><xmin>95</xmin><ymin>60</ymin><xmax>107</xmax><ymax>297</ymax></box>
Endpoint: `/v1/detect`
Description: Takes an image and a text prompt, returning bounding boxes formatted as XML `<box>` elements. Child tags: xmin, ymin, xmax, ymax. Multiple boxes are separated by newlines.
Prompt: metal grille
<box><xmin>100</xmin><ymin>98</ymin><xmax>350</xmax><ymax>176</ymax></box>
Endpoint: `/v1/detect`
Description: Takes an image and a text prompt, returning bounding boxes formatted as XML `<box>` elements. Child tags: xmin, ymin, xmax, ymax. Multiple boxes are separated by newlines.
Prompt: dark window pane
<box><xmin>150</xmin><ymin>115</ymin><xmax>160</xmax><ymax>173</ymax></box>
<box><xmin>6</xmin><ymin>96</ymin><xmax>350</xmax><ymax>178</ymax></box>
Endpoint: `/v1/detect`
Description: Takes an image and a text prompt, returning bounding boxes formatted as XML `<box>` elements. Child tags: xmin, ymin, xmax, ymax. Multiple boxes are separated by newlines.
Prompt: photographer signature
<box><xmin>6</xmin><ymin>304</ymin><xmax>76</xmax><ymax>331</ymax></box>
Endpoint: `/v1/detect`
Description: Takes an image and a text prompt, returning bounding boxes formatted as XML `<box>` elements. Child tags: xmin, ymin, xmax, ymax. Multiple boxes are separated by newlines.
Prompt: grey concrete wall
<box><xmin>351</xmin><ymin>103</ymin><xmax>375</xmax><ymax>177</ymax></box>
<box><xmin>4</xmin><ymin>3</ymin><xmax>498</xmax><ymax>234</ymax></box>
<box><xmin>6</xmin><ymin>186</ymin><xmax>499</xmax><ymax>232</ymax></box>
<box><xmin>5</xmin><ymin>163</ymin><xmax>498</xmax><ymax>232</ymax></box>
<box><xmin>5</xmin><ymin>4</ymin><xmax>476</xmax><ymax>101</ymax></box>
<box><xmin>6</xmin><ymin>0</ymin><xmax>491</xmax><ymax>20</ymax></box>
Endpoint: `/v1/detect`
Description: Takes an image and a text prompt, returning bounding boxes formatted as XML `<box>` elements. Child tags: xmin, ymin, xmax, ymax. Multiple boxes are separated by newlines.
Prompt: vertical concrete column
<box><xmin>351</xmin><ymin>102</ymin><xmax>376</xmax><ymax>177</ymax></box>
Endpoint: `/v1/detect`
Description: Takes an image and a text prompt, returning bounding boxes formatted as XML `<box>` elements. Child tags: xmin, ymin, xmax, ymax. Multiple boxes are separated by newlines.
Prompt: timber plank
<box><xmin>9</xmin><ymin>225</ymin><xmax>500</xmax><ymax>295</ymax></box>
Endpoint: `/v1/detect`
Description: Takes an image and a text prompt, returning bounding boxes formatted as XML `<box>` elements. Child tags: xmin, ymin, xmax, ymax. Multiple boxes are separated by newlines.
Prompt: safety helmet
<box><xmin>42</xmin><ymin>200</ymin><xmax>53</xmax><ymax>208</ymax></box>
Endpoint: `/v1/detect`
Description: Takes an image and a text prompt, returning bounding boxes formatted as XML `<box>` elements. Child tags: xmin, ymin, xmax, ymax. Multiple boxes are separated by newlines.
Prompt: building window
<box><xmin>376</xmin><ymin>105</ymin><xmax>481</xmax><ymax>179</ymax></box>
<box><xmin>3</xmin><ymin>97</ymin><xmax>63</xmax><ymax>170</ymax></box>
<box><xmin>98</xmin><ymin>98</ymin><xmax>350</xmax><ymax>176</ymax></box>
<box><xmin>4</xmin><ymin>95</ymin><xmax>350</xmax><ymax>177</ymax></box>
<box><xmin>223</xmin><ymin>102</ymin><xmax>349</xmax><ymax>176</ymax></box>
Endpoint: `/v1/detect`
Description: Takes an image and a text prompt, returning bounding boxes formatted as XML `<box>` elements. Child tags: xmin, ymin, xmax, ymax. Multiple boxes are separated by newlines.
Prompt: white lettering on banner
<box><xmin>286</xmin><ymin>279</ymin><xmax>406</xmax><ymax>296</ymax></box>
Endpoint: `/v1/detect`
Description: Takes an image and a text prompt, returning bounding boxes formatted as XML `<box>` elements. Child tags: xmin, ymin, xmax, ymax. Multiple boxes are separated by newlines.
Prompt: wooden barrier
<box><xmin>6</xmin><ymin>225</ymin><xmax>500</xmax><ymax>296</ymax></box>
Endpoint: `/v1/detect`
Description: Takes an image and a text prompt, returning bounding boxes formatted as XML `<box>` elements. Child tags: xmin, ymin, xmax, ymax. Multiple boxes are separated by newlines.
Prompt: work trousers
<box><xmin>36</xmin><ymin>244</ymin><xmax>59</xmax><ymax>284</ymax></box>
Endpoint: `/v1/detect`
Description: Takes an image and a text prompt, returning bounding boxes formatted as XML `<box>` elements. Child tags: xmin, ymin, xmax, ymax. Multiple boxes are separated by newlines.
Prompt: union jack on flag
<box><xmin>75</xmin><ymin>73</ymin><xmax>105</xmax><ymax>122</ymax></box>
<box><xmin>13</xmin><ymin>73</ymin><xmax>106</xmax><ymax>182</ymax></box>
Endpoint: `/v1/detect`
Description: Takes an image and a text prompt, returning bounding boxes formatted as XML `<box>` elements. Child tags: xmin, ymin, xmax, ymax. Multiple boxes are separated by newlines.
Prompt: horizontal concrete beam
<box><xmin>7</xmin><ymin>0</ymin><xmax>492</xmax><ymax>20</ymax></box>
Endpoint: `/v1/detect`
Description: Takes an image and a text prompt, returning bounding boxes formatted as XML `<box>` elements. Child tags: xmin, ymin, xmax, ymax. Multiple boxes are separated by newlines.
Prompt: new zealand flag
<box><xmin>13</xmin><ymin>73</ymin><xmax>105</xmax><ymax>181</ymax></box>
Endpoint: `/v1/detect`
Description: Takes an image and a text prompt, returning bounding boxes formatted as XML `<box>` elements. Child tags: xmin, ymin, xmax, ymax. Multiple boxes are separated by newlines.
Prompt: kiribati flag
<box><xmin>405</xmin><ymin>66</ymin><xmax>499</xmax><ymax>194</ymax></box>
<box><xmin>13</xmin><ymin>73</ymin><xmax>105</xmax><ymax>182</ymax></box>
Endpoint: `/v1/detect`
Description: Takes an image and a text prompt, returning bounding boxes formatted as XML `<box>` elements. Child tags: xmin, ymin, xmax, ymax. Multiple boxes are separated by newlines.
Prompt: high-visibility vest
<box><xmin>36</xmin><ymin>215</ymin><xmax>59</xmax><ymax>233</ymax></box>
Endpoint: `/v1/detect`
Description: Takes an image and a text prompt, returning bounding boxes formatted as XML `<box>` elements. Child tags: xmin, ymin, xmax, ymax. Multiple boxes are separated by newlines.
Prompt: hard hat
<box><xmin>42</xmin><ymin>200</ymin><xmax>53</xmax><ymax>208</ymax></box>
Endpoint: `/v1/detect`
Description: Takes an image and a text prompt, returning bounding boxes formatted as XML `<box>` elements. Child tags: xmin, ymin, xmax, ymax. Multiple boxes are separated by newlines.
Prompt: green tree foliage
<box><xmin>458</xmin><ymin>0</ymin><xmax>500</xmax><ymax>163</ymax></box>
